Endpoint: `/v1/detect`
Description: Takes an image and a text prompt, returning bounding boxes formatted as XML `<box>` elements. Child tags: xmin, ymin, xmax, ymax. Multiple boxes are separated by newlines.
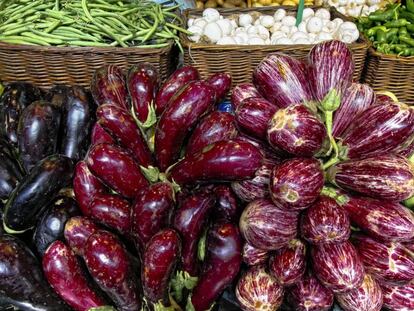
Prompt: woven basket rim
<box><xmin>368</xmin><ymin>46</ymin><xmax>414</xmax><ymax>62</ymax></box>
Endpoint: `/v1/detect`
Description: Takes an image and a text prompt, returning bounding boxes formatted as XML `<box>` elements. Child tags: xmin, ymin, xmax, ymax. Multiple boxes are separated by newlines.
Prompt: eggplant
<box><xmin>155</xmin><ymin>66</ymin><xmax>200</xmax><ymax>116</ymax></box>
<box><xmin>84</xmin><ymin>230</ymin><xmax>141</xmax><ymax>311</ymax></box>
<box><xmin>43</xmin><ymin>241</ymin><xmax>108</xmax><ymax>311</ymax></box>
<box><xmin>91</xmin><ymin>123</ymin><xmax>115</xmax><ymax>145</ymax></box>
<box><xmin>45</xmin><ymin>85</ymin><xmax>70</xmax><ymax>107</ymax></box>
<box><xmin>0</xmin><ymin>234</ymin><xmax>70</xmax><ymax>310</ymax></box>
<box><xmin>0</xmin><ymin>148</ymin><xmax>23</xmax><ymax>199</ymax></box>
<box><xmin>239</xmin><ymin>199</ymin><xmax>298</xmax><ymax>251</ymax></box>
<box><xmin>270</xmin><ymin>157</ymin><xmax>324</xmax><ymax>211</ymax></box>
<box><xmin>17</xmin><ymin>100</ymin><xmax>61</xmax><ymax>172</ymax></box>
<box><xmin>400</xmin><ymin>140</ymin><xmax>414</xmax><ymax>158</ymax></box>
<box><xmin>169</xmin><ymin>139</ymin><xmax>263</xmax><ymax>185</ymax></box>
<box><xmin>33</xmin><ymin>196</ymin><xmax>80</xmax><ymax>256</ymax></box>
<box><xmin>0</xmin><ymin>82</ymin><xmax>42</xmax><ymax>147</ymax></box>
<box><xmin>301</xmin><ymin>196</ymin><xmax>350</xmax><ymax>245</ymax></box>
<box><xmin>64</xmin><ymin>216</ymin><xmax>100</xmax><ymax>256</ymax></box>
<box><xmin>336</xmin><ymin>274</ymin><xmax>383</xmax><ymax>311</ymax></box>
<box><xmin>327</xmin><ymin>155</ymin><xmax>414</xmax><ymax>201</ymax></box>
<box><xmin>269</xmin><ymin>239</ymin><xmax>306</xmax><ymax>286</ymax></box>
<box><xmin>381</xmin><ymin>281</ymin><xmax>414</xmax><ymax>311</ymax></box>
<box><xmin>267</xmin><ymin>103</ymin><xmax>327</xmax><ymax>156</ymax></box>
<box><xmin>90</xmin><ymin>65</ymin><xmax>128</xmax><ymax>109</ymax></box>
<box><xmin>311</xmin><ymin>241</ymin><xmax>365</xmax><ymax>293</ymax></box>
<box><xmin>253</xmin><ymin>53</ymin><xmax>313</xmax><ymax>107</ymax></box>
<box><xmin>235</xmin><ymin>265</ymin><xmax>284</xmax><ymax>311</ymax></box>
<box><xmin>86</xmin><ymin>143</ymin><xmax>149</xmax><ymax>199</ymax></box>
<box><xmin>97</xmin><ymin>104</ymin><xmax>153</xmax><ymax>167</ymax></box>
<box><xmin>236</xmin><ymin>133</ymin><xmax>283</xmax><ymax>165</ymax></box>
<box><xmin>4</xmin><ymin>154</ymin><xmax>74</xmax><ymax>233</ymax></box>
<box><xmin>231</xmin><ymin>83</ymin><xmax>262</xmax><ymax>108</ymax></box>
<box><xmin>186</xmin><ymin>111</ymin><xmax>238</xmax><ymax>156</ymax></box>
<box><xmin>213</xmin><ymin>185</ymin><xmax>240</xmax><ymax>222</ymax></box>
<box><xmin>154</xmin><ymin>80</ymin><xmax>215</xmax><ymax>171</ymax></box>
<box><xmin>188</xmin><ymin>223</ymin><xmax>242</xmax><ymax>311</ymax></box>
<box><xmin>242</xmin><ymin>242</ymin><xmax>269</xmax><ymax>266</ymax></box>
<box><xmin>206</xmin><ymin>73</ymin><xmax>232</xmax><ymax>102</ymax></box>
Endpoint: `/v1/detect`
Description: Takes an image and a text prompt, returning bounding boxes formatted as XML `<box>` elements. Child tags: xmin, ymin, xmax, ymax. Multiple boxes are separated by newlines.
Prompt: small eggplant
<box><xmin>231</xmin><ymin>83</ymin><xmax>262</xmax><ymax>108</ymax></box>
<box><xmin>206</xmin><ymin>72</ymin><xmax>232</xmax><ymax>102</ymax></box>
<box><xmin>91</xmin><ymin>122</ymin><xmax>115</xmax><ymax>145</ymax></box>
<box><xmin>381</xmin><ymin>281</ymin><xmax>414</xmax><ymax>311</ymax></box>
<box><xmin>64</xmin><ymin>216</ymin><xmax>100</xmax><ymax>256</ymax></box>
<box><xmin>0</xmin><ymin>148</ymin><xmax>23</xmax><ymax>199</ymax></box>
<box><xmin>236</xmin><ymin>133</ymin><xmax>283</xmax><ymax>165</ymax></box>
<box><xmin>213</xmin><ymin>185</ymin><xmax>240</xmax><ymax>222</ymax></box>
<box><xmin>242</xmin><ymin>243</ymin><xmax>269</xmax><ymax>266</ymax></box>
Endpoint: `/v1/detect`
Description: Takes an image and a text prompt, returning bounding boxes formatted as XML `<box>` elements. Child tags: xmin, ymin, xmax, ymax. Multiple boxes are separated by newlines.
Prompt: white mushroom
<box><xmin>294</xmin><ymin>37</ymin><xmax>311</xmax><ymax>44</ymax></box>
<box><xmin>248</xmin><ymin>36</ymin><xmax>266</xmax><ymax>45</ymax></box>
<box><xmin>261</xmin><ymin>15</ymin><xmax>275</xmax><ymax>28</ymax></box>
<box><xmin>216</xmin><ymin>19</ymin><xmax>233</xmax><ymax>36</ymax></box>
<box><xmin>306</xmin><ymin>16</ymin><xmax>324</xmax><ymax>33</ymax></box>
<box><xmin>204</xmin><ymin>22</ymin><xmax>223</xmax><ymax>43</ymax></box>
<box><xmin>270</xmin><ymin>22</ymin><xmax>282</xmax><ymax>33</ymax></box>
<box><xmin>275</xmin><ymin>37</ymin><xmax>293</xmax><ymax>44</ymax></box>
<box><xmin>290</xmin><ymin>31</ymin><xmax>308</xmax><ymax>41</ymax></box>
<box><xmin>282</xmin><ymin>15</ymin><xmax>297</xmax><ymax>27</ymax></box>
<box><xmin>257</xmin><ymin>25</ymin><xmax>270</xmax><ymax>39</ymax></box>
<box><xmin>217</xmin><ymin>36</ymin><xmax>237</xmax><ymax>44</ymax></box>
<box><xmin>238</xmin><ymin>14</ymin><xmax>253</xmax><ymax>27</ymax></box>
<box><xmin>188</xmin><ymin>18</ymin><xmax>195</xmax><ymax>27</ymax></box>
<box><xmin>202</xmin><ymin>8</ymin><xmax>220</xmax><ymax>23</ymax></box>
<box><xmin>302</xmin><ymin>8</ymin><xmax>315</xmax><ymax>20</ymax></box>
<box><xmin>315</xmin><ymin>8</ymin><xmax>331</xmax><ymax>20</ymax></box>
<box><xmin>274</xmin><ymin>9</ymin><xmax>287</xmax><ymax>22</ymax></box>
<box><xmin>280</xmin><ymin>25</ymin><xmax>291</xmax><ymax>34</ymax></box>
<box><xmin>193</xmin><ymin>18</ymin><xmax>208</xmax><ymax>30</ymax></box>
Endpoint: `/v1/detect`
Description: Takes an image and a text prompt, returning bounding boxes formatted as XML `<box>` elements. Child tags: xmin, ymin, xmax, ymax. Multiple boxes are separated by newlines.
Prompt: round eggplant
<box><xmin>242</xmin><ymin>242</ymin><xmax>269</xmax><ymax>266</ymax></box>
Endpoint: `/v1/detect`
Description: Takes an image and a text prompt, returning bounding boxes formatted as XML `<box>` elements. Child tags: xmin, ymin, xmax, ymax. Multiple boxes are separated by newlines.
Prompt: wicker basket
<box><xmin>181</xmin><ymin>6</ymin><xmax>369</xmax><ymax>85</ymax></box>
<box><xmin>0</xmin><ymin>42</ymin><xmax>178</xmax><ymax>89</ymax></box>
<box><xmin>363</xmin><ymin>47</ymin><xmax>414</xmax><ymax>104</ymax></box>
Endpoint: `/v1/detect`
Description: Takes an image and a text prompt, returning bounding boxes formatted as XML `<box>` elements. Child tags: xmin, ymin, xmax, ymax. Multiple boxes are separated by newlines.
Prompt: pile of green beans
<box><xmin>0</xmin><ymin>0</ymin><xmax>190</xmax><ymax>50</ymax></box>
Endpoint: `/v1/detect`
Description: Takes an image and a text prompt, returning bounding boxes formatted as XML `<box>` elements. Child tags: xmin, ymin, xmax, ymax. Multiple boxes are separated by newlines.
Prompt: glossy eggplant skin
<box><xmin>64</xmin><ymin>216</ymin><xmax>100</xmax><ymax>256</ymax></box>
<box><xmin>91</xmin><ymin>123</ymin><xmax>115</xmax><ymax>146</ymax></box>
<box><xmin>231</xmin><ymin>83</ymin><xmax>262</xmax><ymax>108</ymax></box>
<box><xmin>45</xmin><ymin>85</ymin><xmax>70</xmax><ymax>107</ymax></box>
<box><xmin>33</xmin><ymin>196</ymin><xmax>80</xmax><ymax>257</ymax></box>
<box><xmin>17</xmin><ymin>100</ymin><xmax>61</xmax><ymax>172</ymax></box>
<box><xmin>381</xmin><ymin>281</ymin><xmax>414</xmax><ymax>311</ymax></box>
<box><xmin>0</xmin><ymin>147</ymin><xmax>23</xmax><ymax>199</ymax></box>
<box><xmin>213</xmin><ymin>185</ymin><xmax>240</xmax><ymax>222</ymax></box>
<box><xmin>0</xmin><ymin>234</ymin><xmax>70</xmax><ymax>311</ymax></box>
<box><xmin>242</xmin><ymin>243</ymin><xmax>269</xmax><ymax>266</ymax></box>
<box><xmin>190</xmin><ymin>223</ymin><xmax>242</xmax><ymax>311</ymax></box>
<box><xmin>4</xmin><ymin>154</ymin><xmax>74</xmax><ymax>233</ymax></box>
<box><xmin>206</xmin><ymin>72</ymin><xmax>232</xmax><ymax>103</ymax></box>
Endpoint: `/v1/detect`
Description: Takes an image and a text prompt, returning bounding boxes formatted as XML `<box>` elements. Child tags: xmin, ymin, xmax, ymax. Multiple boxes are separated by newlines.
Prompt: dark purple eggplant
<box><xmin>270</xmin><ymin>158</ymin><xmax>324</xmax><ymax>211</ymax></box>
<box><xmin>155</xmin><ymin>80</ymin><xmax>215</xmax><ymax>171</ymax></box>
<box><xmin>213</xmin><ymin>185</ymin><xmax>240</xmax><ymax>222</ymax></box>
<box><xmin>33</xmin><ymin>196</ymin><xmax>80</xmax><ymax>256</ymax></box>
<box><xmin>4</xmin><ymin>154</ymin><xmax>74</xmax><ymax>233</ymax></box>
<box><xmin>169</xmin><ymin>139</ymin><xmax>263</xmax><ymax>185</ymax></box>
<box><xmin>235</xmin><ymin>265</ymin><xmax>284</xmax><ymax>311</ymax></box>
<box><xmin>86</xmin><ymin>143</ymin><xmax>149</xmax><ymax>199</ymax></box>
<box><xmin>0</xmin><ymin>234</ymin><xmax>70</xmax><ymax>310</ymax></box>
<box><xmin>186</xmin><ymin>111</ymin><xmax>238</xmax><ymax>156</ymax></box>
<box><xmin>45</xmin><ymin>85</ymin><xmax>70</xmax><ymax>107</ymax></box>
<box><xmin>91</xmin><ymin>122</ymin><xmax>115</xmax><ymax>145</ymax></box>
<box><xmin>0</xmin><ymin>147</ymin><xmax>23</xmax><ymax>199</ymax></box>
<box><xmin>64</xmin><ymin>216</ymin><xmax>100</xmax><ymax>256</ymax></box>
<box><xmin>239</xmin><ymin>198</ymin><xmax>298</xmax><ymax>251</ymax></box>
<box><xmin>242</xmin><ymin>242</ymin><xmax>269</xmax><ymax>266</ymax></box>
<box><xmin>231</xmin><ymin>83</ymin><xmax>262</xmax><ymax>108</ymax></box>
<box><xmin>327</xmin><ymin>155</ymin><xmax>414</xmax><ymax>201</ymax></box>
<box><xmin>206</xmin><ymin>72</ymin><xmax>232</xmax><ymax>102</ymax></box>
<box><xmin>236</xmin><ymin>133</ymin><xmax>283</xmax><ymax>165</ymax></box>
<box><xmin>381</xmin><ymin>281</ymin><xmax>414</xmax><ymax>311</ymax></box>
<box><xmin>17</xmin><ymin>100</ymin><xmax>61</xmax><ymax>172</ymax></box>
<box><xmin>189</xmin><ymin>223</ymin><xmax>242</xmax><ymax>311</ymax></box>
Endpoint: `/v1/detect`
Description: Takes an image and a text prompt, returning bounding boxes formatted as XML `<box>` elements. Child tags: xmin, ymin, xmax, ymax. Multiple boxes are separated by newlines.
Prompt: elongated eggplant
<box><xmin>0</xmin><ymin>148</ymin><xmax>23</xmax><ymax>199</ymax></box>
<box><xmin>235</xmin><ymin>265</ymin><xmax>284</xmax><ymax>311</ymax></box>
<box><xmin>381</xmin><ymin>281</ymin><xmax>414</xmax><ymax>311</ymax></box>
<box><xmin>0</xmin><ymin>234</ymin><xmax>70</xmax><ymax>310</ymax></box>
<box><xmin>236</xmin><ymin>133</ymin><xmax>283</xmax><ymax>165</ymax></box>
<box><xmin>186</xmin><ymin>111</ymin><xmax>238</xmax><ymax>156</ymax></box>
<box><xmin>327</xmin><ymin>155</ymin><xmax>414</xmax><ymax>201</ymax></box>
<box><xmin>169</xmin><ymin>139</ymin><xmax>263</xmax><ymax>185</ymax></box>
<box><xmin>242</xmin><ymin>242</ymin><xmax>269</xmax><ymax>266</ymax></box>
<box><xmin>43</xmin><ymin>241</ymin><xmax>107</xmax><ymax>311</ymax></box>
<box><xmin>17</xmin><ymin>100</ymin><xmax>61</xmax><ymax>172</ymax></box>
<box><xmin>155</xmin><ymin>80</ymin><xmax>215</xmax><ymax>171</ymax></box>
<box><xmin>155</xmin><ymin>66</ymin><xmax>200</xmax><ymax>116</ymax></box>
<box><xmin>91</xmin><ymin>123</ymin><xmax>115</xmax><ymax>145</ymax></box>
<box><xmin>206</xmin><ymin>72</ymin><xmax>232</xmax><ymax>102</ymax></box>
<box><xmin>86</xmin><ymin>143</ymin><xmax>149</xmax><ymax>199</ymax></box>
<box><xmin>97</xmin><ymin>104</ymin><xmax>153</xmax><ymax>167</ymax></box>
<box><xmin>231</xmin><ymin>83</ymin><xmax>262</xmax><ymax>108</ymax></box>
<box><xmin>64</xmin><ymin>216</ymin><xmax>100</xmax><ymax>256</ymax></box>
<box><xmin>45</xmin><ymin>85</ymin><xmax>70</xmax><ymax>107</ymax></box>
<box><xmin>239</xmin><ymin>199</ymin><xmax>298</xmax><ymax>251</ymax></box>
<box><xmin>189</xmin><ymin>223</ymin><xmax>242</xmax><ymax>311</ymax></box>
<box><xmin>4</xmin><ymin>154</ymin><xmax>74</xmax><ymax>233</ymax></box>
<box><xmin>213</xmin><ymin>185</ymin><xmax>240</xmax><ymax>222</ymax></box>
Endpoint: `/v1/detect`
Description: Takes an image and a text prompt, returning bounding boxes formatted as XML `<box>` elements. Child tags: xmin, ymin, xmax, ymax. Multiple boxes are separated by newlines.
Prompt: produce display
<box><xmin>251</xmin><ymin>0</ymin><xmax>314</xmax><ymax>8</ymax></box>
<box><xmin>196</xmin><ymin>0</ymin><xmax>248</xmax><ymax>9</ymax></box>
<box><xmin>316</xmin><ymin>0</ymin><xmax>388</xmax><ymax>17</ymax></box>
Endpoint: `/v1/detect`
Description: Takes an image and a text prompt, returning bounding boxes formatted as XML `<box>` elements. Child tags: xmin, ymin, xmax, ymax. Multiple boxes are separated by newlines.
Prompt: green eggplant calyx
<box><xmin>320</xmin><ymin>89</ymin><xmax>341</xmax><ymax>112</ymax></box>
<box><xmin>140</xmin><ymin>165</ymin><xmax>160</xmax><ymax>183</ymax></box>
<box><xmin>186</xmin><ymin>296</ymin><xmax>196</xmax><ymax>311</ymax></box>
<box><xmin>88</xmin><ymin>306</ymin><xmax>116</xmax><ymax>311</ymax></box>
<box><xmin>153</xmin><ymin>300</ymin><xmax>176</xmax><ymax>311</ymax></box>
<box><xmin>403</xmin><ymin>195</ymin><xmax>414</xmax><ymax>209</ymax></box>
<box><xmin>321</xmin><ymin>186</ymin><xmax>348</xmax><ymax>205</ymax></box>
<box><xmin>197</xmin><ymin>228</ymin><xmax>208</xmax><ymax>262</ymax></box>
<box><xmin>171</xmin><ymin>270</ymin><xmax>198</xmax><ymax>302</ymax></box>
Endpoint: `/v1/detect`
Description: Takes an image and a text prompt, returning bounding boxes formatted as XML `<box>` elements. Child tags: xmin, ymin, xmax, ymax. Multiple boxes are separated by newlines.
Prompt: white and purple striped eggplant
<box><xmin>253</xmin><ymin>54</ymin><xmax>313</xmax><ymax>108</ymax></box>
<box><xmin>301</xmin><ymin>196</ymin><xmax>350</xmax><ymax>245</ymax></box>
<box><xmin>235</xmin><ymin>265</ymin><xmax>284</xmax><ymax>311</ymax></box>
<box><xmin>270</xmin><ymin>158</ymin><xmax>324</xmax><ymax>211</ymax></box>
<box><xmin>352</xmin><ymin>234</ymin><xmax>414</xmax><ymax>285</ymax></box>
<box><xmin>332</xmin><ymin>83</ymin><xmax>375</xmax><ymax>138</ymax></box>
<box><xmin>231</xmin><ymin>83</ymin><xmax>262</xmax><ymax>108</ymax></box>
<box><xmin>336</xmin><ymin>274</ymin><xmax>383</xmax><ymax>311</ymax></box>
<box><xmin>242</xmin><ymin>243</ymin><xmax>269</xmax><ymax>266</ymax></box>
<box><xmin>239</xmin><ymin>199</ymin><xmax>298</xmax><ymax>251</ymax></box>
<box><xmin>327</xmin><ymin>155</ymin><xmax>414</xmax><ymax>201</ymax></box>
<box><xmin>269</xmin><ymin>239</ymin><xmax>306</xmax><ymax>286</ymax></box>
<box><xmin>381</xmin><ymin>281</ymin><xmax>414</xmax><ymax>311</ymax></box>
<box><xmin>267</xmin><ymin>103</ymin><xmax>327</xmax><ymax>157</ymax></box>
<box><xmin>311</xmin><ymin>241</ymin><xmax>365</xmax><ymax>293</ymax></box>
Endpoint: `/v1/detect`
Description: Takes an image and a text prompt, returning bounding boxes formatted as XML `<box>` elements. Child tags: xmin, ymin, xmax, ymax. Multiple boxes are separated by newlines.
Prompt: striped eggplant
<box><xmin>308</xmin><ymin>40</ymin><xmax>354</xmax><ymax>103</ymax></box>
<box><xmin>381</xmin><ymin>281</ymin><xmax>414</xmax><ymax>311</ymax></box>
<box><xmin>338</xmin><ymin>102</ymin><xmax>414</xmax><ymax>160</ymax></box>
<box><xmin>239</xmin><ymin>199</ymin><xmax>298</xmax><ymax>251</ymax></box>
<box><xmin>235</xmin><ymin>265</ymin><xmax>284</xmax><ymax>311</ymax></box>
<box><xmin>236</xmin><ymin>133</ymin><xmax>283</xmax><ymax>165</ymax></box>
<box><xmin>242</xmin><ymin>243</ymin><xmax>269</xmax><ymax>266</ymax></box>
<box><xmin>253</xmin><ymin>54</ymin><xmax>313</xmax><ymax>107</ymax></box>
<box><xmin>270</xmin><ymin>158</ymin><xmax>324</xmax><ymax>211</ymax></box>
<box><xmin>311</xmin><ymin>241</ymin><xmax>365</xmax><ymax>293</ymax></box>
<box><xmin>269</xmin><ymin>239</ymin><xmax>306</xmax><ymax>286</ymax></box>
<box><xmin>332</xmin><ymin>83</ymin><xmax>375</xmax><ymax>138</ymax></box>
<box><xmin>231</xmin><ymin>83</ymin><xmax>262</xmax><ymax>108</ymax></box>
<box><xmin>336</xmin><ymin>274</ymin><xmax>383</xmax><ymax>311</ymax></box>
<box><xmin>352</xmin><ymin>234</ymin><xmax>414</xmax><ymax>284</ymax></box>
<box><xmin>327</xmin><ymin>155</ymin><xmax>414</xmax><ymax>201</ymax></box>
<box><xmin>400</xmin><ymin>141</ymin><xmax>414</xmax><ymax>158</ymax></box>
<box><xmin>301</xmin><ymin>196</ymin><xmax>350</xmax><ymax>245</ymax></box>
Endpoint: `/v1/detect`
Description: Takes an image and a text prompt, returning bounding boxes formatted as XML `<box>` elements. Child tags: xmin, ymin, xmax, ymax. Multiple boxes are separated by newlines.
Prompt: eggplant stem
<box><xmin>320</xmin><ymin>186</ymin><xmax>348</xmax><ymax>205</ymax></box>
<box><xmin>322</xmin><ymin>154</ymin><xmax>340</xmax><ymax>170</ymax></box>
<box><xmin>140</xmin><ymin>165</ymin><xmax>160</xmax><ymax>183</ymax></box>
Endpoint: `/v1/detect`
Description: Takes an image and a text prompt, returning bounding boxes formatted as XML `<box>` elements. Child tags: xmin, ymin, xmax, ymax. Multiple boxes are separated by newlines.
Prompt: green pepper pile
<box><xmin>358</xmin><ymin>1</ymin><xmax>414</xmax><ymax>56</ymax></box>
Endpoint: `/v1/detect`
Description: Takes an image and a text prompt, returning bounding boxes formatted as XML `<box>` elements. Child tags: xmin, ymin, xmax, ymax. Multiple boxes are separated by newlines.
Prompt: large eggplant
<box><xmin>213</xmin><ymin>185</ymin><xmax>240</xmax><ymax>222</ymax></box>
<box><xmin>231</xmin><ymin>83</ymin><xmax>262</xmax><ymax>108</ymax></box>
<box><xmin>327</xmin><ymin>155</ymin><xmax>414</xmax><ymax>201</ymax></box>
<box><xmin>64</xmin><ymin>216</ymin><xmax>100</xmax><ymax>256</ymax></box>
<box><xmin>206</xmin><ymin>72</ymin><xmax>232</xmax><ymax>102</ymax></box>
<box><xmin>381</xmin><ymin>281</ymin><xmax>414</xmax><ymax>311</ymax></box>
<box><xmin>91</xmin><ymin>123</ymin><xmax>115</xmax><ymax>146</ymax></box>
<box><xmin>239</xmin><ymin>199</ymin><xmax>298</xmax><ymax>251</ymax></box>
<box><xmin>4</xmin><ymin>154</ymin><xmax>74</xmax><ymax>233</ymax></box>
<box><xmin>242</xmin><ymin>243</ymin><xmax>269</xmax><ymax>266</ymax></box>
<box><xmin>0</xmin><ymin>147</ymin><xmax>23</xmax><ymax>199</ymax></box>
<box><xmin>17</xmin><ymin>100</ymin><xmax>61</xmax><ymax>172</ymax></box>
<box><xmin>236</xmin><ymin>133</ymin><xmax>283</xmax><ymax>165</ymax></box>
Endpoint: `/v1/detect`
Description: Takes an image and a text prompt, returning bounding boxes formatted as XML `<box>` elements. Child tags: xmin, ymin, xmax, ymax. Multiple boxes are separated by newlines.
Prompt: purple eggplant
<box><xmin>242</xmin><ymin>242</ymin><xmax>269</xmax><ymax>266</ymax></box>
<box><xmin>189</xmin><ymin>223</ymin><xmax>242</xmax><ymax>311</ymax></box>
<box><xmin>186</xmin><ymin>111</ymin><xmax>238</xmax><ymax>156</ymax></box>
<box><xmin>213</xmin><ymin>185</ymin><xmax>240</xmax><ymax>222</ymax></box>
<box><xmin>206</xmin><ymin>72</ymin><xmax>232</xmax><ymax>102</ymax></box>
<box><xmin>239</xmin><ymin>199</ymin><xmax>298</xmax><ymax>251</ymax></box>
<box><xmin>0</xmin><ymin>147</ymin><xmax>23</xmax><ymax>199</ymax></box>
<box><xmin>235</xmin><ymin>265</ymin><xmax>284</xmax><ymax>311</ymax></box>
<box><xmin>91</xmin><ymin>122</ymin><xmax>115</xmax><ymax>145</ymax></box>
<box><xmin>267</xmin><ymin>103</ymin><xmax>326</xmax><ymax>156</ymax></box>
<box><xmin>46</xmin><ymin>84</ymin><xmax>70</xmax><ymax>107</ymax></box>
<box><xmin>169</xmin><ymin>139</ymin><xmax>263</xmax><ymax>185</ymax></box>
<box><xmin>236</xmin><ymin>133</ymin><xmax>283</xmax><ymax>165</ymax></box>
<box><xmin>381</xmin><ymin>281</ymin><xmax>414</xmax><ymax>311</ymax></box>
<box><xmin>327</xmin><ymin>155</ymin><xmax>414</xmax><ymax>201</ymax></box>
<box><xmin>231</xmin><ymin>83</ymin><xmax>262</xmax><ymax>108</ymax></box>
<box><xmin>311</xmin><ymin>241</ymin><xmax>365</xmax><ymax>293</ymax></box>
<box><xmin>64</xmin><ymin>216</ymin><xmax>100</xmax><ymax>256</ymax></box>
<box><xmin>270</xmin><ymin>158</ymin><xmax>324</xmax><ymax>211</ymax></box>
<box><xmin>400</xmin><ymin>140</ymin><xmax>414</xmax><ymax>158</ymax></box>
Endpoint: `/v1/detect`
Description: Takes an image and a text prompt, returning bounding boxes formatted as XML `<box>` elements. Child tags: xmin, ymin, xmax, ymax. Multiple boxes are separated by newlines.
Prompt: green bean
<box><xmin>8</xmin><ymin>0</ymin><xmax>42</xmax><ymax>19</ymax></box>
<box><xmin>133</xmin><ymin>42</ymin><xmax>170</xmax><ymax>48</ymax></box>
<box><xmin>142</xmin><ymin>12</ymin><xmax>159</xmax><ymax>43</ymax></box>
<box><xmin>0</xmin><ymin>38</ymin><xmax>36</xmax><ymax>45</ymax></box>
<box><xmin>55</xmin><ymin>26</ymin><xmax>102</xmax><ymax>40</ymax></box>
<box><xmin>45</xmin><ymin>20</ymin><xmax>61</xmax><ymax>33</ymax></box>
<box><xmin>66</xmin><ymin>40</ymin><xmax>111</xmax><ymax>47</ymax></box>
<box><xmin>0</xmin><ymin>35</ymin><xmax>51</xmax><ymax>46</ymax></box>
<box><xmin>25</xmin><ymin>13</ymin><xmax>42</xmax><ymax>22</ymax></box>
<box><xmin>165</xmin><ymin>22</ymin><xmax>191</xmax><ymax>35</ymax></box>
<box><xmin>2</xmin><ymin>26</ymin><xmax>31</xmax><ymax>36</ymax></box>
<box><xmin>21</xmin><ymin>32</ymin><xmax>64</xmax><ymax>45</ymax></box>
